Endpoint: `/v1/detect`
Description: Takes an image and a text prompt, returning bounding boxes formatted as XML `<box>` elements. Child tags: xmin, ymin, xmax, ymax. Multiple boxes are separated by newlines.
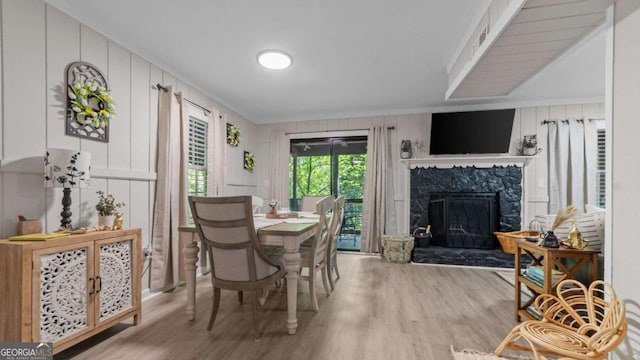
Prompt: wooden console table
<box><xmin>0</xmin><ymin>229</ymin><xmax>142</xmax><ymax>354</ymax></box>
<box><xmin>514</xmin><ymin>238</ymin><xmax>599</xmax><ymax>322</ymax></box>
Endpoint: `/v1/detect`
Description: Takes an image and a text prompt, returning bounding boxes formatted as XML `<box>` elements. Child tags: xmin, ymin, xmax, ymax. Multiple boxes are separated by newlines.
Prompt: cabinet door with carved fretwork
<box><xmin>95</xmin><ymin>235</ymin><xmax>136</xmax><ymax>325</ymax></box>
<box><xmin>32</xmin><ymin>242</ymin><xmax>96</xmax><ymax>345</ymax></box>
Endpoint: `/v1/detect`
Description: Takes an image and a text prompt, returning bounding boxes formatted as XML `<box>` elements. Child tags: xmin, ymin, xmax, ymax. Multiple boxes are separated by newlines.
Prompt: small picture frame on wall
<box><xmin>227</xmin><ymin>123</ymin><xmax>240</xmax><ymax>146</ymax></box>
<box><xmin>244</xmin><ymin>151</ymin><xmax>255</xmax><ymax>171</ymax></box>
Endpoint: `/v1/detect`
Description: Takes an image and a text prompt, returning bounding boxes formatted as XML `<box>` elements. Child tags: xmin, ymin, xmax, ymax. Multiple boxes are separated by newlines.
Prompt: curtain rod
<box><xmin>284</xmin><ymin>126</ymin><xmax>394</xmax><ymax>136</ymax></box>
<box><xmin>153</xmin><ymin>83</ymin><xmax>219</xmax><ymax>118</ymax></box>
<box><xmin>541</xmin><ymin>118</ymin><xmax>604</xmax><ymax>125</ymax></box>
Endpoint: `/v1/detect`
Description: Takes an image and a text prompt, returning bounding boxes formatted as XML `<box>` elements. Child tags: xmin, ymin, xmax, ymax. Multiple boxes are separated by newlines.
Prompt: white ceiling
<box><xmin>44</xmin><ymin>0</ymin><xmax>605</xmax><ymax>124</ymax></box>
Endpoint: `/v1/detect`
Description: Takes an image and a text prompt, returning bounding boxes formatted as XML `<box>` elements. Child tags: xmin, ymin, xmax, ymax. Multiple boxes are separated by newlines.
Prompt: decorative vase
<box><xmin>98</xmin><ymin>215</ymin><xmax>115</xmax><ymax>228</ymax></box>
<box><xmin>542</xmin><ymin>231</ymin><xmax>559</xmax><ymax>248</ymax></box>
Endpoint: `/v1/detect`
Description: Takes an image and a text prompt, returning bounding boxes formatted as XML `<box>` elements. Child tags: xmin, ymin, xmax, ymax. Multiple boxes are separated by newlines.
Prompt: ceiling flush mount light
<box><xmin>257</xmin><ymin>50</ymin><xmax>292</xmax><ymax>70</ymax></box>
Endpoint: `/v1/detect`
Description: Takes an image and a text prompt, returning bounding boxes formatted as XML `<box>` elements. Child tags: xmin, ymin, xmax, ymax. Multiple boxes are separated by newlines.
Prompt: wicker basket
<box><xmin>494</xmin><ymin>230</ymin><xmax>541</xmax><ymax>254</ymax></box>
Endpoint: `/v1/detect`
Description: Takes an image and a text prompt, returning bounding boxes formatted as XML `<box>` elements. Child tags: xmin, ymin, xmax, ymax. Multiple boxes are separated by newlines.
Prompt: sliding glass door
<box><xmin>290</xmin><ymin>136</ymin><xmax>367</xmax><ymax>251</ymax></box>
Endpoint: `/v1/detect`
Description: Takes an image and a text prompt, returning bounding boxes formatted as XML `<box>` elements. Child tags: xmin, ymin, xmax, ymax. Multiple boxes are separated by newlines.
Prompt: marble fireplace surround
<box><xmin>402</xmin><ymin>155</ymin><xmax>534</xmax><ymax>238</ymax></box>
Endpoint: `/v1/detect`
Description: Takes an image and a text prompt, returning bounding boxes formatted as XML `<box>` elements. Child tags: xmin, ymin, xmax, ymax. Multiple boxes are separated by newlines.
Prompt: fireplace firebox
<box><xmin>428</xmin><ymin>192</ymin><xmax>498</xmax><ymax>249</ymax></box>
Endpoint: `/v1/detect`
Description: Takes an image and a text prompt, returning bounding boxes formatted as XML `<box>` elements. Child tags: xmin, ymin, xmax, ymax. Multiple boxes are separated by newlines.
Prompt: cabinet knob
<box><xmin>96</xmin><ymin>276</ymin><xmax>102</xmax><ymax>293</ymax></box>
<box><xmin>89</xmin><ymin>277</ymin><xmax>95</xmax><ymax>295</ymax></box>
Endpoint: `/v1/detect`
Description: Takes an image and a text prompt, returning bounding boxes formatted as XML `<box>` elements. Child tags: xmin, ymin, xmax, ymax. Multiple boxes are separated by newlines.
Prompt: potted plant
<box><xmin>400</xmin><ymin>140</ymin><xmax>412</xmax><ymax>159</ymax></box>
<box><xmin>96</xmin><ymin>190</ymin><xmax>125</xmax><ymax>228</ymax></box>
<box><xmin>520</xmin><ymin>135</ymin><xmax>539</xmax><ymax>156</ymax></box>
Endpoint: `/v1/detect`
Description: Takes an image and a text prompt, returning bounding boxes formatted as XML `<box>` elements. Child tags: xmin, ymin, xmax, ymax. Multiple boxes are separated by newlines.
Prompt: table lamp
<box><xmin>44</xmin><ymin>149</ymin><xmax>91</xmax><ymax>229</ymax></box>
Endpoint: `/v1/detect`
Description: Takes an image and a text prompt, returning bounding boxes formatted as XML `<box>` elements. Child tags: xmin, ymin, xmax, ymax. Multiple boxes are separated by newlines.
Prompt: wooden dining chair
<box><xmin>188</xmin><ymin>195</ymin><xmax>286</xmax><ymax>340</ymax></box>
<box><xmin>300</xmin><ymin>195</ymin><xmax>329</xmax><ymax>212</ymax></box>
<box><xmin>299</xmin><ymin>195</ymin><xmax>334</xmax><ymax>311</ymax></box>
<box><xmin>327</xmin><ymin>196</ymin><xmax>345</xmax><ymax>290</ymax></box>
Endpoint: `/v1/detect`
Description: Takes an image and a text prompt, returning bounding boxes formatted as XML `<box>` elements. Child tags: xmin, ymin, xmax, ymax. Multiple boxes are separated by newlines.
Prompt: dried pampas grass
<box><xmin>551</xmin><ymin>205</ymin><xmax>578</xmax><ymax>231</ymax></box>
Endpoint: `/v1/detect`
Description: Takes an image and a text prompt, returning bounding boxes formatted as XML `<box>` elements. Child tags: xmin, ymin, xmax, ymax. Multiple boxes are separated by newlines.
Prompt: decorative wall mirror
<box><xmin>65</xmin><ymin>62</ymin><xmax>115</xmax><ymax>142</ymax></box>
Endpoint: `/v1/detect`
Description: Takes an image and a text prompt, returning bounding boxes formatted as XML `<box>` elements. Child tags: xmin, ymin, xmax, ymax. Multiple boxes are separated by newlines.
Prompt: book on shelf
<box><xmin>521</xmin><ymin>272</ymin><xmax>544</xmax><ymax>287</ymax></box>
<box><xmin>525</xmin><ymin>265</ymin><xmax>564</xmax><ymax>283</ymax></box>
<box><xmin>526</xmin><ymin>305</ymin><xmax>543</xmax><ymax>320</ymax></box>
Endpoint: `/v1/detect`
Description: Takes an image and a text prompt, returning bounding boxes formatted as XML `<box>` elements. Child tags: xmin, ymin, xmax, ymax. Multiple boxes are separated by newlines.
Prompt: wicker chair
<box><xmin>495</xmin><ymin>279</ymin><xmax>627</xmax><ymax>360</ymax></box>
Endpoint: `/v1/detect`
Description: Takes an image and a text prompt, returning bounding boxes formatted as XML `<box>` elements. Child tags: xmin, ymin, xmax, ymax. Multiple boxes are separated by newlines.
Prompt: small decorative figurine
<box><xmin>563</xmin><ymin>222</ymin><xmax>588</xmax><ymax>249</ymax></box>
<box><xmin>112</xmin><ymin>212</ymin><xmax>123</xmax><ymax>230</ymax></box>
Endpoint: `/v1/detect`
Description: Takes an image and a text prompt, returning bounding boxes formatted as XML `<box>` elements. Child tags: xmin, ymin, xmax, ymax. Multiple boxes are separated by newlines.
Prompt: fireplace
<box><xmin>409</xmin><ymin>164</ymin><xmax>523</xmax><ymax>248</ymax></box>
<box><xmin>404</xmin><ymin>157</ymin><xmax>532</xmax><ymax>266</ymax></box>
<box><xmin>428</xmin><ymin>192</ymin><xmax>498</xmax><ymax>249</ymax></box>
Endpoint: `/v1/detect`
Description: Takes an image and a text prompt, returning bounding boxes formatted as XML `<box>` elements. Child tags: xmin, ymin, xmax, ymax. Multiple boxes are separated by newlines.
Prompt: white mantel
<box><xmin>401</xmin><ymin>155</ymin><xmax>536</xmax><ymax>169</ymax></box>
<box><xmin>401</xmin><ymin>154</ymin><xmax>536</xmax><ymax>234</ymax></box>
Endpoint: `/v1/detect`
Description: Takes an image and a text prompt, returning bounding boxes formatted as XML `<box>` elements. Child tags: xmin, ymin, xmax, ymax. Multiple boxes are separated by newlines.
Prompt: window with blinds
<box><xmin>188</xmin><ymin>116</ymin><xmax>208</xmax><ymax>197</ymax></box>
<box><xmin>596</xmin><ymin>128</ymin><xmax>605</xmax><ymax>208</ymax></box>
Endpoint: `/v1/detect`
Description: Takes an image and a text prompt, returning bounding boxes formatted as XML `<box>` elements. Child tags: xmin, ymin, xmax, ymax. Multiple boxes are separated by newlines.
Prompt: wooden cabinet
<box><xmin>0</xmin><ymin>229</ymin><xmax>141</xmax><ymax>354</ymax></box>
<box><xmin>514</xmin><ymin>238</ymin><xmax>599</xmax><ymax>322</ymax></box>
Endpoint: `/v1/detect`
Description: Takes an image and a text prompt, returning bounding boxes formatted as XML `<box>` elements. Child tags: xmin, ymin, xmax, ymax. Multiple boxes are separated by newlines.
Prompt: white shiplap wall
<box><xmin>0</xmin><ymin>0</ymin><xmax>258</xmax><ymax>291</ymax></box>
<box><xmin>257</xmin><ymin>103</ymin><xmax>603</xmax><ymax>234</ymax></box>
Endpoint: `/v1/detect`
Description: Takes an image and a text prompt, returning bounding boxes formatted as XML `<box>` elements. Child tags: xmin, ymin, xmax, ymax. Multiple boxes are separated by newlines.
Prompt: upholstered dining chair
<box><xmin>299</xmin><ymin>195</ymin><xmax>334</xmax><ymax>311</ymax></box>
<box><xmin>495</xmin><ymin>279</ymin><xmax>627</xmax><ymax>360</ymax></box>
<box><xmin>326</xmin><ymin>196</ymin><xmax>345</xmax><ymax>290</ymax></box>
<box><xmin>188</xmin><ymin>195</ymin><xmax>286</xmax><ymax>340</ymax></box>
<box><xmin>300</xmin><ymin>195</ymin><xmax>329</xmax><ymax>212</ymax></box>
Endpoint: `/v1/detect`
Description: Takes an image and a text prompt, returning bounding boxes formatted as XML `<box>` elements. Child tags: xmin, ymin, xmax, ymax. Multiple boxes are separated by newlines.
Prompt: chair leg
<box><xmin>251</xmin><ymin>290</ymin><xmax>261</xmax><ymax>341</ymax></box>
<box><xmin>309</xmin><ymin>267</ymin><xmax>319</xmax><ymax>312</ymax></box>
<box><xmin>321</xmin><ymin>264</ymin><xmax>331</xmax><ymax>296</ymax></box>
<box><xmin>332</xmin><ymin>253</ymin><xmax>340</xmax><ymax>281</ymax></box>
<box><xmin>495</xmin><ymin>325</ymin><xmax>544</xmax><ymax>360</ymax></box>
<box><xmin>207</xmin><ymin>287</ymin><xmax>221</xmax><ymax>331</ymax></box>
<box><xmin>238</xmin><ymin>291</ymin><xmax>243</xmax><ymax>304</ymax></box>
<box><xmin>327</xmin><ymin>261</ymin><xmax>335</xmax><ymax>291</ymax></box>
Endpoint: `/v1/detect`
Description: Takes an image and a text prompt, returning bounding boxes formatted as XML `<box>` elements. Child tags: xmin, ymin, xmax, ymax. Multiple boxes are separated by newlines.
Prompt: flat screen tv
<box><xmin>429</xmin><ymin>109</ymin><xmax>515</xmax><ymax>155</ymax></box>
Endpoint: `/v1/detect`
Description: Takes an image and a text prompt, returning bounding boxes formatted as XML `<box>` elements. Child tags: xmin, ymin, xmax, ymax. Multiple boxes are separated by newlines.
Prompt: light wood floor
<box><xmin>55</xmin><ymin>254</ymin><xmax>518</xmax><ymax>360</ymax></box>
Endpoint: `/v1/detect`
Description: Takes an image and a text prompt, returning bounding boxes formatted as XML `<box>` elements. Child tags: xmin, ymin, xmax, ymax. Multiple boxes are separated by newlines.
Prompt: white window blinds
<box><xmin>596</xmin><ymin>128</ymin><xmax>605</xmax><ymax>208</ymax></box>
<box><xmin>188</xmin><ymin>116</ymin><xmax>208</xmax><ymax>197</ymax></box>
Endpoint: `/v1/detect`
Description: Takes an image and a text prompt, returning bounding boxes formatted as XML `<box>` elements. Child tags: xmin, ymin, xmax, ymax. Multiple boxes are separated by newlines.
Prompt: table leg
<box><xmin>283</xmin><ymin>245</ymin><xmax>301</xmax><ymax>335</ymax></box>
<box><xmin>515</xmin><ymin>244</ymin><xmax>522</xmax><ymax>322</ymax></box>
<box><xmin>184</xmin><ymin>235</ymin><xmax>199</xmax><ymax>321</ymax></box>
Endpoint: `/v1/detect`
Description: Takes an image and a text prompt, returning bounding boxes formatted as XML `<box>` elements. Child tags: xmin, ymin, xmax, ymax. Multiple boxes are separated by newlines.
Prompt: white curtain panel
<box><xmin>207</xmin><ymin>109</ymin><xmax>226</xmax><ymax>196</ymax></box>
<box><xmin>548</xmin><ymin>122</ymin><xmax>559</xmax><ymax>214</ymax></box>
<box><xmin>568</xmin><ymin>119</ymin><xmax>586</xmax><ymax>210</ymax></box>
<box><xmin>269</xmin><ymin>130</ymin><xmax>290</xmax><ymax>207</ymax></box>
<box><xmin>150</xmin><ymin>88</ymin><xmax>189</xmax><ymax>291</ymax></box>
<box><xmin>361</xmin><ymin>126</ymin><xmax>391</xmax><ymax>253</ymax></box>
<box><xmin>548</xmin><ymin>119</ymin><xmax>589</xmax><ymax>215</ymax></box>
<box><xmin>556</xmin><ymin>121</ymin><xmax>570</xmax><ymax>210</ymax></box>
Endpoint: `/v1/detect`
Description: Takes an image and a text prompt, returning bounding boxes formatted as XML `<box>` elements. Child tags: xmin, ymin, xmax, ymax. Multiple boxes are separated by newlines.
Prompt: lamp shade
<box><xmin>44</xmin><ymin>149</ymin><xmax>91</xmax><ymax>188</ymax></box>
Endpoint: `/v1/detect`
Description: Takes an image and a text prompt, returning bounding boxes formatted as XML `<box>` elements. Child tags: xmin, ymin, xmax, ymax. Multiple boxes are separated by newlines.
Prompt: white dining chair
<box><xmin>251</xmin><ymin>195</ymin><xmax>265</xmax><ymax>214</ymax></box>
<box><xmin>299</xmin><ymin>195</ymin><xmax>334</xmax><ymax>311</ymax></box>
<box><xmin>188</xmin><ymin>195</ymin><xmax>286</xmax><ymax>340</ymax></box>
<box><xmin>327</xmin><ymin>196</ymin><xmax>345</xmax><ymax>290</ymax></box>
<box><xmin>300</xmin><ymin>195</ymin><xmax>329</xmax><ymax>212</ymax></box>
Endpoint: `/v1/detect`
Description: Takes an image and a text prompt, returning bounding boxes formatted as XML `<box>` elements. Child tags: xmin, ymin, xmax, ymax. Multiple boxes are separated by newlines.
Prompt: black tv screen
<box><xmin>429</xmin><ymin>109</ymin><xmax>515</xmax><ymax>155</ymax></box>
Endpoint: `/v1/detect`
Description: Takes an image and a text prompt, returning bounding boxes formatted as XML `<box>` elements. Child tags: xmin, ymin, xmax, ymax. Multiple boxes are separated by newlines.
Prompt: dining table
<box><xmin>178</xmin><ymin>212</ymin><xmax>319</xmax><ymax>335</ymax></box>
